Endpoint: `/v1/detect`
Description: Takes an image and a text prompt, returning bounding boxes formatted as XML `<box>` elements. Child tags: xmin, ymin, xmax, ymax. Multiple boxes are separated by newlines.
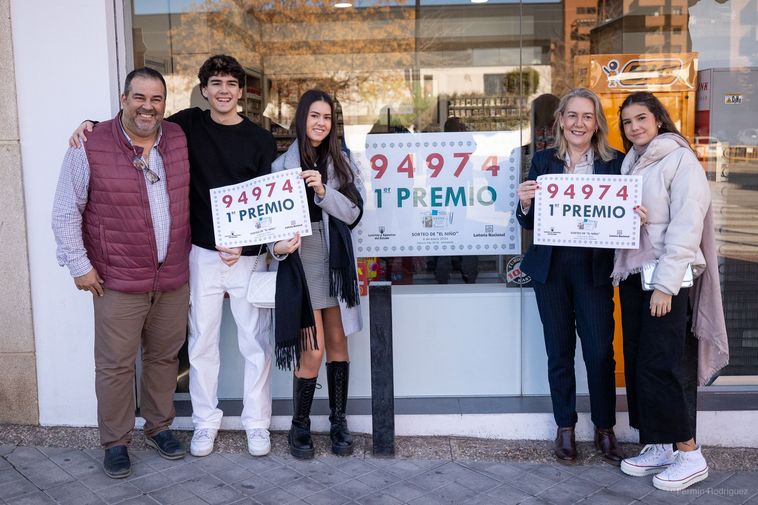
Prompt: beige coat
<box><xmin>621</xmin><ymin>134</ymin><xmax>710</xmax><ymax>295</ymax></box>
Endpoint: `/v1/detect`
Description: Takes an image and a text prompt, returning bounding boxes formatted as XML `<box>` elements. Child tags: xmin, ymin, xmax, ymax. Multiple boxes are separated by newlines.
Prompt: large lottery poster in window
<box><xmin>533</xmin><ymin>173</ymin><xmax>642</xmax><ymax>249</ymax></box>
<box><xmin>354</xmin><ymin>131</ymin><xmax>521</xmax><ymax>257</ymax></box>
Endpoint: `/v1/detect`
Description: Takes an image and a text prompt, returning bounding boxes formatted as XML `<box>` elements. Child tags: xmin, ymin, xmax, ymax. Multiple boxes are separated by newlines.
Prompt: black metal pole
<box><xmin>369</xmin><ymin>281</ymin><xmax>395</xmax><ymax>456</ymax></box>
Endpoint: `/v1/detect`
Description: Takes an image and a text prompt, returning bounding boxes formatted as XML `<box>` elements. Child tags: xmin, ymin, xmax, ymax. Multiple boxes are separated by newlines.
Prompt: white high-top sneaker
<box><xmin>620</xmin><ymin>444</ymin><xmax>676</xmax><ymax>477</ymax></box>
<box><xmin>652</xmin><ymin>445</ymin><xmax>708</xmax><ymax>492</ymax></box>
<box><xmin>190</xmin><ymin>428</ymin><xmax>218</xmax><ymax>457</ymax></box>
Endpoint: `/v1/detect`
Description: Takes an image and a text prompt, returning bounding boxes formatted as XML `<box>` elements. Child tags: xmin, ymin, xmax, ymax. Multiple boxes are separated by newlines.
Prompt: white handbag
<box><xmin>246</xmin><ymin>246</ymin><xmax>276</xmax><ymax>308</ymax></box>
<box><xmin>641</xmin><ymin>260</ymin><xmax>693</xmax><ymax>292</ymax></box>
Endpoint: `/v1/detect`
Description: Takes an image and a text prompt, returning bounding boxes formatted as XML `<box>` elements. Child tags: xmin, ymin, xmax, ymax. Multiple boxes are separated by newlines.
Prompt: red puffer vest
<box><xmin>82</xmin><ymin>114</ymin><xmax>191</xmax><ymax>293</ymax></box>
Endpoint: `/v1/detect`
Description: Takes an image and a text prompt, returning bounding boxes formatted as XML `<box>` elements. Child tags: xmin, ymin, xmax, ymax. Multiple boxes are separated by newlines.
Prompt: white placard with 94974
<box><xmin>534</xmin><ymin>173</ymin><xmax>642</xmax><ymax>249</ymax></box>
<box><xmin>211</xmin><ymin>168</ymin><xmax>312</xmax><ymax>248</ymax></box>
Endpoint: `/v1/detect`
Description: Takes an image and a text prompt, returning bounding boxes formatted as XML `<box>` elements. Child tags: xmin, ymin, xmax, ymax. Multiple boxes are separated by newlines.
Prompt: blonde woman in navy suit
<box><xmin>516</xmin><ymin>88</ymin><xmax>625</xmax><ymax>463</ymax></box>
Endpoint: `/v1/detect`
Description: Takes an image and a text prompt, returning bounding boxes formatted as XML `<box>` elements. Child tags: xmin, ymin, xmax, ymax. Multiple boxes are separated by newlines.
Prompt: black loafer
<box><xmin>103</xmin><ymin>445</ymin><xmax>131</xmax><ymax>479</ymax></box>
<box><xmin>145</xmin><ymin>430</ymin><xmax>185</xmax><ymax>460</ymax></box>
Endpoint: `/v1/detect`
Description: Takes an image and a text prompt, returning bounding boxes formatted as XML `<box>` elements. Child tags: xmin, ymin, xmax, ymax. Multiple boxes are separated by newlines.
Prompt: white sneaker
<box><xmin>190</xmin><ymin>428</ymin><xmax>218</xmax><ymax>457</ymax></box>
<box><xmin>653</xmin><ymin>446</ymin><xmax>708</xmax><ymax>492</ymax></box>
<box><xmin>247</xmin><ymin>428</ymin><xmax>271</xmax><ymax>457</ymax></box>
<box><xmin>620</xmin><ymin>444</ymin><xmax>675</xmax><ymax>477</ymax></box>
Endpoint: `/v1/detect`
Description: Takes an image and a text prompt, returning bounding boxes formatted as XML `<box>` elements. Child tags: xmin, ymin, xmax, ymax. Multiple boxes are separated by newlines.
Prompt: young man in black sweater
<box><xmin>72</xmin><ymin>55</ymin><xmax>277</xmax><ymax>458</ymax></box>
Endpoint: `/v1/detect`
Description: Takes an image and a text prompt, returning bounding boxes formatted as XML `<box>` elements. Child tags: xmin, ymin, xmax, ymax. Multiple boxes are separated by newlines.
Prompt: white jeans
<box><xmin>188</xmin><ymin>245</ymin><xmax>273</xmax><ymax>430</ymax></box>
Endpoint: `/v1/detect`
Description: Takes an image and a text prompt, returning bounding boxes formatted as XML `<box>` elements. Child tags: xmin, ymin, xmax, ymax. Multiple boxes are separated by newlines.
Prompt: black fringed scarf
<box><xmin>328</xmin><ymin>186</ymin><xmax>362</xmax><ymax>308</ymax></box>
<box><xmin>273</xmin><ymin>250</ymin><xmax>317</xmax><ymax>370</ymax></box>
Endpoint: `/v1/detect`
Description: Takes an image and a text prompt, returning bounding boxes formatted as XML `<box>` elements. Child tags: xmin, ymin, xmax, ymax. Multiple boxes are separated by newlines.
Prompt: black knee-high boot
<box><xmin>327</xmin><ymin>361</ymin><xmax>353</xmax><ymax>456</ymax></box>
<box><xmin>289</xmin><ymin>375</ymin><xmax>317</xmax><ymax>459</ymax></box>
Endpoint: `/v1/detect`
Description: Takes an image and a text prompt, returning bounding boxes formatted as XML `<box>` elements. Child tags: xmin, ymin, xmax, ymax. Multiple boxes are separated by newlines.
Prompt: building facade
<box><xmin>3</xmin><ymin>0</ymin><xmax>758</xmax><ymax>446</ymax></box>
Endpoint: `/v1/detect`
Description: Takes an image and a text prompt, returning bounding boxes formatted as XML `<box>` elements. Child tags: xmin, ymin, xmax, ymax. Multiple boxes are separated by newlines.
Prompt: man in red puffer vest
<box><xmin>52</xmin><ymin>67</ymin><xmax>191</xmax><ymax>479</ymax></box>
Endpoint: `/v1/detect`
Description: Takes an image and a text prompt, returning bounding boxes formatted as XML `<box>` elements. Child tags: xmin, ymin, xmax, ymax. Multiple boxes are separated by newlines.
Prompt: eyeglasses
<box><xmin>132</xmin><ymin>156</ymin><xmax>161</xmax><ymax>184</ymax></box>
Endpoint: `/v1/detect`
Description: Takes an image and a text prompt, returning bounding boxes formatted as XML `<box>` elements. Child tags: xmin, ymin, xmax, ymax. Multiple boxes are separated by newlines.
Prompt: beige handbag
<box><xmin>246</xmin><ymin>246</ymin><xmax>276</xmax><ymax>308</ymax></box>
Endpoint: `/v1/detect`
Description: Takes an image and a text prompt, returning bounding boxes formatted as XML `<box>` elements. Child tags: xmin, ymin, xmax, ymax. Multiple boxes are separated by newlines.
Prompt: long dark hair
<box><xmin>294</xmin><ymin>89</ymin><xmax>361</xmax><ymax>205</ymax></box>
<box><xmin>618</xmin><ymin>91</ymin><xmax>687</xmax><ymax>152</ymax></box>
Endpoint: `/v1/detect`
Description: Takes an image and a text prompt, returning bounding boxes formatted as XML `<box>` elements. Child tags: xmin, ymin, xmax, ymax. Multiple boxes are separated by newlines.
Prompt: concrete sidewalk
<box><xmin>1</xmin><ymin>426</ymin><xmax>757</xmax><ymax>505</ymax></box>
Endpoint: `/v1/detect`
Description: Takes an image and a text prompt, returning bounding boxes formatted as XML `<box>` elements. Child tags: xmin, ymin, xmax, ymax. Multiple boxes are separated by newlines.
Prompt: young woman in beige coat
<box><xmin>612</xmin><ymin>91</ymin><xmax>717</xmax><ymax>492</ymax></box>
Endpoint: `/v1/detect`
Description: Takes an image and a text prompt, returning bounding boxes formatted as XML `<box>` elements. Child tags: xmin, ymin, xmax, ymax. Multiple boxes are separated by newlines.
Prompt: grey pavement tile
<box><xmin>209</xmin><ymin>464</ymin><xmax>257</xmax><ymax>485</ymax></box>
<box><xmin>148</xmin><ymin>483</ymin><xmax>199</xmax><ymax>504</ymax></box>
<box><xmin>233</xmin><ymin>456</ymin><xmax>283</xmax><ymax>474</ymax></box>
<box><xmin>281</xmin><ymin>476</ymin><xmax>326</xmax><ymax>498</ymax></box>
<box><xmin>692</xmin><ymin>493</ymin><xmax>748</xmax><ymax>505</ymax></box>
<box><xmin>452</xmin><ymin>468</ymin><xmax>500</xmax><ymax>494</ymax></box>
<box><xmin>717</xmin><ymin>473</ymin><xmax>758</xmax><ymax>502</ymax></box>
<box><xmin>160</xmin><ymin>462</ymin><xmax>207</xmax><ymax>484</ymax></box>
<box><xmin>116</xmin><ymin>496</ymin><xmax>162</xmax><ymax>505</ymax></box>
<box><xmin>406</xmin><ymin>494</ymin><xmax>452</xmax><ymax>505</ymax></box>
<box><xmin>20</xmin><ymin>460</ymin><xmax>76</xmax><ymax>489</ymax></box>
<box><xmin>519</xmin><ymin>497</ymin><xmax>554</xmax><ymax>505</ymax></box>
<box><xmin>250</xmin><ymin>486</ymin><xmax>300</xmax><ymax>505</ymax></box>
<box><xmin>485</xmin><ymin>483</ymin><xmax>535</xmax><ymax>503</ymax></box>
<box><xmin>195</xmin><ymin>484</ymin><xmax>246</xmax><ymax>505</ymax></box>
<box><xmin>129</xmin><ymin>471</ymin><xmax>177</xmax><ymax>494</ymax></box>
<box><xmin>377</xmin><ymin>460</ymin><xmax>433</xmax><ymax>479</ymax></box>
<box><xmin>596</xmin><ymin>474</ymin><xmax>653</xmax><ymax>501</ymax></box>
<box><xmin>353</xmin><ymin>494</ymin><xmax>404</xmax><ymax>505</ymax></box>
<box><xmin>181</xmin><ymin>474</ymin><xmax>229</xmax><ymax>496</ymax></box>
<box><xmin>574</xmin><ymin>488</ymin><xmax>637</xmax><ymax>505</ymax></box>
<box><xmin>329</xmin><ymin>478</ymin><xmax>376</xmax><ymax>501</ymax></box>
<box><xmin>229</xmin><ymin>475</ymin><xmax>277</xmax><ymax>497</ymax></box>
<box><xmin>93</xmin><ymin>481</ymin><xmax>143</xmax><ymax>504</ymax></box>
<box><xmin>356</xmin><ymin>469</ymin><xmax>403</xmax><ymax>490</ymax></box>
<box><xmin>0</xmin><ymin>468</ymin><xmax>25</xmax><ymax>485</ymax></box>
<box><xmin>508</xmin><ymin>471</ymin><xmax>557</xmax><ymax>496</ymax></box>
<box><xmin>528</xmin><ymin>464</ymin><xmax>576</xmax><ymax>484</ymax></box>
<box><xmin>544</xmin><ymin>473</ymin><xmax>605</xmax><ymax>499</ymax></box>
<box><xmin>534</xmin><ymin>483</ymin><xmax>588</xmax><ymax>505</ymax></box>
<box><xmin>44</xmin><ymin>481</ymin><xmax>105</xmax><ymax>505</ymax></box>
<box><xmin>0</xmin><ymin>446</ymin><xmax>17</xmax><ymax>457</ymax></box>
<box><xmin>186</xmin><ymin>454</ymin><xmax>239</xmax><ymax>475</ymax></box>
<box><xmin>382</xmin><ymin>481</ymin><xmax>428</xmax><ymax>503</ymax></box>
<box><xmin>322</xmin><ymin>458</ymin><xmax>375</xmax><ymax>478</ymax></box>
<box><xmin>461</xmin><ymin>494</ymin><xmax>508</xmax><ymax>505</ymax></box>
<box><xmin>289</xmin><ymin>460</ymin><xmax>352</xmax><ymax>487</ymax></box>
<box><xmin>302</xmin><ymin>488</ymin><xmax>352</xmax><ymax>505</ymax></box>
<box><xmin>49</xmin><ymin>450</ymin><xmax>102</xmax><ymax>478</ymax></box>
<box><xmin>407</xmin><ymin>468</ymin><xmax>452</xmax><ymax>492</ymax></box>
<box><xmin>4</xmin><ymin>491</ymin><xmax>57</xmax><ymax>505</ymax></box>
<box><xmin>459</xmin><ymin>461</ymin><xmax>526</xmax><ymax>483</ymax></box>
<box><xmin>0</xmin><ymin>458</ymin><xmax>11</xmax><ymax>471</ymax></box>
<box><xmin>258</xmin><ymin>465</ymin><xmax>304</xmax><ymax>486</ymax></box>
<box><xmin>636</xmin><ymin>487</ymin><xmax>699</xmax><ymax>504</ymax></box>
<box><xmin>80</xmin><ymin>469</ymin><xmax>131</xmax><ymax>492</ymax></box>
<box><xmin>228</xmin><ymin>499</ymin><xmax>263</xmax><ymax>505</ymax></box>
<box><xmin>575</xmin><ymin>465</ymin><xmax>625</xmax><ymax>487</ymax></box>
<box><xmin>124</xmin><ymin>461</ymin><xmax>164</xmax><ymax>482</ymax></box>
<box><xmin>6</xmin><ymin>447</ymin><xmax>48</xmax><ymax>466</ymax></box>
<box><xmin>1</xmin><ymin>477</ymin><xmax>40</xmax><ymax>500</ymax></box>
<box><xmin>428</xmin><ymin>481</ymin><xmax>480</xmax><ymax>503</ymax></box>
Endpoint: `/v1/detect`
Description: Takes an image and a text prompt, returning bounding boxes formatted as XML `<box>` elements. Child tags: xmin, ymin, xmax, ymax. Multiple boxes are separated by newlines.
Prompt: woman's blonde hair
<box><xmin>551</xmin><ymin>87</ymin><xmax>614</xmax><ymax>162</ymax></box>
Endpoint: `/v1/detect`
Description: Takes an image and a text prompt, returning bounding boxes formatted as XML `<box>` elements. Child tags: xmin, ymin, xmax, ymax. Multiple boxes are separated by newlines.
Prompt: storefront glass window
<box><xmin>131</xmin><ymin>0</ymin><xmax>758</xmax><ymax>390</ymax></box>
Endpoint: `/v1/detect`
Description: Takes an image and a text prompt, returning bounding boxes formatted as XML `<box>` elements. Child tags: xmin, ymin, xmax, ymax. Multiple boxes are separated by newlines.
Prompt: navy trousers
<box><xmin>533</xmin><ymin>247</ymin><xmax>616</xmax><ymax>429</ymax></box>
<box><xmin>619</xmin><ymin>274</ymin><xmax>694</xmax><ymax>444</ymax></box>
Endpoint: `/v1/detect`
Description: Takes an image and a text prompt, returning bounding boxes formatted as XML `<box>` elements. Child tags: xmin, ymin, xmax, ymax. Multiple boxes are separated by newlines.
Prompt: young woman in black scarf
<box><xmin>270</xmin><ymin>89</ymin><xmax>363</xmax><ymax>459</ymax></box>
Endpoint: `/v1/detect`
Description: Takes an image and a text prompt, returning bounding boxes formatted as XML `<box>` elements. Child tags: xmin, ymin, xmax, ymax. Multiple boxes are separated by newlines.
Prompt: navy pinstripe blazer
<box><xmin>516</xmin><ymin>148</ymin><xmax>624</xmax><ymax>286</ymax></box>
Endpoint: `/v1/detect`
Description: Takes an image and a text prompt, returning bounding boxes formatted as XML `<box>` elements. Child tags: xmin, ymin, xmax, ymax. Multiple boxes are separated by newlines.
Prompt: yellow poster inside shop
<box><xmin>576</xmin><ymin>53</ymin><xmax>697</xmax><ymax>152</ymax></box>
<box><xmin>575</xmin><ymin>52</ymin><xmax>698</xmax><ymax>386</ymax></box>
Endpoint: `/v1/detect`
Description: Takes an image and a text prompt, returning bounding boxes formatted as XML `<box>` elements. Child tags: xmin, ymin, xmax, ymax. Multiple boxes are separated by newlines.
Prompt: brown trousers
<box><xmin>93</xmin><ymin>283</ymin><xmax>189</xmax><ymax>448</ymax></box>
